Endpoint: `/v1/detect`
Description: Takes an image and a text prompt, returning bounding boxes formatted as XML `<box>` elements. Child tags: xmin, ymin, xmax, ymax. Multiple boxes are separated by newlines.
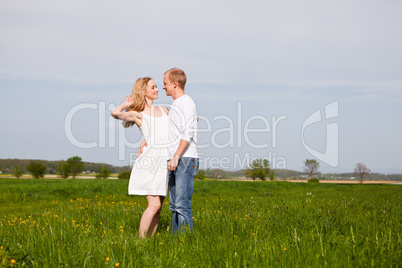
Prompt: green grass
<box><xmin>0</xmin><ymin>179</ymin><xmax>401</xmax><ymax>267</ymax></box>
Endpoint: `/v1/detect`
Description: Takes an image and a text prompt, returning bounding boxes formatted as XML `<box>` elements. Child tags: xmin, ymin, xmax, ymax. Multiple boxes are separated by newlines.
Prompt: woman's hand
<box><xmin>111</xmin><ymin>95</ymin><xmax>135</xmax><ymax>119</ymax></box>
<box><xmin>124</xmin><ymin>95</ymin><xmax>134</xmax><ymax>106</ymax></box>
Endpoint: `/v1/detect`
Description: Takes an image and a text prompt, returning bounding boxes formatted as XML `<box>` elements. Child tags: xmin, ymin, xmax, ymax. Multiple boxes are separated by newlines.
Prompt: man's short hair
<box><xmin>165</xmin><ymin>68</ymin><xmax>187</xmax><ymax>89</ymax></box>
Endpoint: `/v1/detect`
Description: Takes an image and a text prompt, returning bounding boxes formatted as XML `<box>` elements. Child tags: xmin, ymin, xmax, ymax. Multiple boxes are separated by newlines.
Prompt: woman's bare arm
<box><xmin>111</xmin><ymin>95</ymin><xmax>142</xmax><ymax>125</ymax></box>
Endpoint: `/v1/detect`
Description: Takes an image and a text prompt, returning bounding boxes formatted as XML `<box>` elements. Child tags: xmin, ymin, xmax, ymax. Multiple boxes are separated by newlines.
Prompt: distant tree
<box><xmin>354</xmin><ymin>162</ymin><xmax>371</xmax><ymax>184</ymax></box>
<box><xmin>303</xmin><ymin>159</ymin><xmax>320</xmax><ymax>179</ymax></box>
<box><xmin>67</xmin><ymin>156</ymin><xmax>85</xmax><ymax>179</ymax></box>
<box><xmin>245</xmin><ymin>159</ymin><xmax>270</xmax><ymax>181</ymax></box>
<box><xmin>13</xmin><ymin>164</ymin><xmax>24</xmax><ymax>178</ymax></box>
<box><xmin>96</xmin><ymin>166</ymin><xmax>111</xmax><ymax>179</ymax></box>
<box><xmin>195</xmin><ymin>169</ymin><xmax>206</xmax><ymax>180</ymax></box>
<box><xmin>57</xmin><ymin>161</ymin><xmax>70</xmax><ymax>179</ymax></box>
<box><xmin>244</xmin><ymin>169</ymin><xmax>255</xmax><ymax>181</ymax></box>
<box><xmin>27</xmin><ymin>161</ymin><xmax>46</xmax><ymax>178</ymax></box>
<box><xmin>118</xmin><ymin>171</ymin><xmax>131</xmax><ymax>179</ymax></box>
<box><xmin>268</xmin><ymin>170</ymin><xmax>275</xmax><ymax>181</ymax></box>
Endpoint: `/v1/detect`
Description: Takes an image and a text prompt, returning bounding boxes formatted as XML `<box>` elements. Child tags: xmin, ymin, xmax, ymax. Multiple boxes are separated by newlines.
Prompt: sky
<box><xmin>1</xmin><ymin>0</ymin><xmax>401</xmax><ymax>174</ymax></box>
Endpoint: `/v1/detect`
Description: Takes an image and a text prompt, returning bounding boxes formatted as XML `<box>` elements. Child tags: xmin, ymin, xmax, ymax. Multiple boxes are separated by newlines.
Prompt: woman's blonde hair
<box><xmin>122</xmin><ymin>77</ymin><xmax>152</xmax><ymax>128</ymax></box>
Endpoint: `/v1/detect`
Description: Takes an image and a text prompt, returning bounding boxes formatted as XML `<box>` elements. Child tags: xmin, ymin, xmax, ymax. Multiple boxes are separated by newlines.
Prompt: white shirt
<box><xmin>167</xmin><ymin>94</ymin><xmax>198</xmax><ymax>159</ymax></box>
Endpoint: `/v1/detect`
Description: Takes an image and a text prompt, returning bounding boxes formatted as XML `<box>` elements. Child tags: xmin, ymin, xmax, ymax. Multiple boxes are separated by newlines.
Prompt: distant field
<box><xmin>0</xmin><ymin>179</ymin><xmax>401</xmax><ymax>267</ymax></box>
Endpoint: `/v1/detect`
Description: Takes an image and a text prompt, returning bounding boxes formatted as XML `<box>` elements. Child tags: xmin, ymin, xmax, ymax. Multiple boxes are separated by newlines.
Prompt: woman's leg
<box><xmin>138</xmin><ymin>195</ymin><xmax>163</xmax><ymax>238</ymax></box>
<box><xmin>148</xmin><ymin>196</ymin><xmax>165</xmax><ymax>235</ymax></box>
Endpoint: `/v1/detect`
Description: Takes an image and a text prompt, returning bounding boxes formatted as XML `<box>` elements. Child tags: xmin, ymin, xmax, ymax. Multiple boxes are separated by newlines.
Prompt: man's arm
<box><xmin>137</xmin><ymin>139</ymin><xmax>148</xmax><ymax>158</ymax></box>
<box><xmin>167</xmin><ymin>98</ymin><xmax>197</xmax><ymax>171</ymax></box>
<box><xmin>167</xmin><ymin>139</ymin><xmax>189</xmax><ymax>171</ymax></box>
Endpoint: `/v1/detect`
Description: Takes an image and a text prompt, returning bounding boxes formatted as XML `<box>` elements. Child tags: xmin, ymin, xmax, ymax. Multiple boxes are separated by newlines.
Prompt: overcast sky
<box><xmin>1</xmin><ymin>0</ymin><xmax>401</xmax><ymax>173</ymax></box>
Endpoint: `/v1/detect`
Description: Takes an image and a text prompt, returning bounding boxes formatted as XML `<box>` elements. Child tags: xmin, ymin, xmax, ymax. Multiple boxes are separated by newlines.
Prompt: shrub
<box><xmin>269</xmin><ymin>170</ymin><xmax>275</xmax><ymax>181</ymax></box>
<box><xmin>118</xmin><ymin>171</ymin><xmax>131</xmax><ymax>179</ymax></box>
<box><xmin>195</xmin><ymin>169</ymin><xmax>205</xmax><ymax>180</ymax></box>
<box><xmin>13</xmin><ymin>164</ymin><xmax>24</xmax><ymax>178</ymax></box>
<box><xmin>27</xmin><ymin>161</ymin><xmax>46</xmax><ymax>178</ymax></box>
<box><xmin>96</xmin><ymin>166</ymin><xmax>111</xmax><ymax>179</ymax></box>
<box><xmin>308</xmin><ymin>178</ymin><xmax>320</xmax><ymax>183</ymax></box>
<box><xmin>245</xmin><ymin>159</ymin><xmax>270</xmax><ymax>181</ymax></box>
<box><xmin>57</xmin><ymin>161</ymin><xmax>70</xmax><ymax>179</ymax></box>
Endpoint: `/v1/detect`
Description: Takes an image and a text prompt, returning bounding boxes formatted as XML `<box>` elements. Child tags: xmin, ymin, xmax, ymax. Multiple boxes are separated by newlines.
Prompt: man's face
<box><xmin>163</xmin><ymin>73</ymin><xmax>175</xmax><ymax>96</ymax></box>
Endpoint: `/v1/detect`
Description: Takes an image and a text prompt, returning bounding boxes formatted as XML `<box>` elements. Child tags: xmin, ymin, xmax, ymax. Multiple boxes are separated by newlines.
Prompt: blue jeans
<box><xmin>168</xmin><ymin>157</ymin><xmax>199</xmax><ymax>234</ymax></box>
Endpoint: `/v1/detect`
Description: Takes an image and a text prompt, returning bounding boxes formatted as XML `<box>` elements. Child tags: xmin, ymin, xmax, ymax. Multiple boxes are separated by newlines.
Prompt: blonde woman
<box><xmin>111</xmin><ymin>77</ymin><xmax>169</xmax><ymax>238</ymax></box>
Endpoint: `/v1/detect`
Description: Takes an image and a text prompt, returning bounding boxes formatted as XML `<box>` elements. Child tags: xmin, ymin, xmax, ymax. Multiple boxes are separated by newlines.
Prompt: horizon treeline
<box><xmin>0</xmin><ymin>158</ymin><xmax>401</xmax><ymax>181</ymax></box>
<box><xmin>0</xmin><ymin>159</ymin><xmax>130</xmax><ymax>175</ymax></box>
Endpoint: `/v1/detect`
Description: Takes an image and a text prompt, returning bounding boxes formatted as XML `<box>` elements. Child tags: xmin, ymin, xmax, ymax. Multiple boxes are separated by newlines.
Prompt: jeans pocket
<box><xmin>191</xmin><ymin>159</ymin><xmax>199</xmax><ymax>177</ymax></box>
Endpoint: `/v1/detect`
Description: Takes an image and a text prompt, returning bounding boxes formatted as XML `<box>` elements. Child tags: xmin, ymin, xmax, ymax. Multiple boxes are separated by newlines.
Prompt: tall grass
<box><xmin>1</xmin><ymin>179</ymin><xmax>401</xmax><ymax>267</ymax></box>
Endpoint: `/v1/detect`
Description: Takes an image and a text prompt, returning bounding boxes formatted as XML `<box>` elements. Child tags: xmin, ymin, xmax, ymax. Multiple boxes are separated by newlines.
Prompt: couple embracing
<box><xmin>111</xmin><ymin>68</ymin><xmax>198</xmax><ymax>238</ymax></box>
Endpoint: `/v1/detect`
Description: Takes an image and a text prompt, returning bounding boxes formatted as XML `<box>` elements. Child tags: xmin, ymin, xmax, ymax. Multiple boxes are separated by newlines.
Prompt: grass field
<box><xmin>0</xmin><ymin>179</ymin><xmax>401</xmax><ymax>267</ymax></box>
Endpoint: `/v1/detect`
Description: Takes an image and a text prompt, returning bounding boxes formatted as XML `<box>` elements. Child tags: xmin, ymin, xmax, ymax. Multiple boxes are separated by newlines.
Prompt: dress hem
<box><xmin>128</xmin><ymin>191</ymin><xmax>167</xmax><ymax>197</ymax></box>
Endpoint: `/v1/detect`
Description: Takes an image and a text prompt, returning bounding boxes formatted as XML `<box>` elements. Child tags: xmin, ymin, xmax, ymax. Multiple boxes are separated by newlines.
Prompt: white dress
<box><xmin>128</xmin><ymin>106</ymin><xmax>169</xmax><ymax>196</ymax></box>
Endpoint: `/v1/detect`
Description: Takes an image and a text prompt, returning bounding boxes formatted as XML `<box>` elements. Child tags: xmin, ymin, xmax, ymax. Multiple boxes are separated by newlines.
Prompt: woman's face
<box><xmin>145</xmin><ymin>80</ymin><xmax>159</xmax><ymax>100</ymax></box>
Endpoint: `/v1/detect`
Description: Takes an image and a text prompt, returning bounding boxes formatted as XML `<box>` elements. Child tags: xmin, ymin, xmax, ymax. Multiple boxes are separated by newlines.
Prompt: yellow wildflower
<box><xmin>106</xmin><ymin>257</ymin><xmax>110</xmax><ymax>262</ymax></box>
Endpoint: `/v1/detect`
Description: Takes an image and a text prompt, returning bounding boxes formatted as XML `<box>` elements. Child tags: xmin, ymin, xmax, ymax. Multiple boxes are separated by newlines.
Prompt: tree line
<box><xmin>0</xmin><ymin>158</ymin><xmax>129</xmax><ymax>174</ymax></box>
<box><xmin>242</xmin><ymin>159</ymin><xmax>377</xmax><ymax>183</ymax></box>
<box><xmin>5</xmin><ymin>157</ymin><xmax>132</xmax><ymax>180</ymax></box>
<box><xmin>2</xmin><ymin>158</ymin><xmax>400</xmax><ymax>182</ymax></box>
<box><xmin>196</xmin><ymin>159</ymin><xmax>399</xmax><ymax>183</ymax></box>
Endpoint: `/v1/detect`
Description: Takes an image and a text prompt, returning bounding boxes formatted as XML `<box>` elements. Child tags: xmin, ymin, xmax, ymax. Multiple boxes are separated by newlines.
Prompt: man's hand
<box><xmin>137</xmin><ymin>140</ymin><xmax>148</xmax><ymax>158</ymax></box>
<box><xmin>167</xmin><ymin>157</ymin><xmax>179</xmax><ymax>171</ymax></box>
<box><xmin>167</xmin><ymin>140</ymin><xmax>189</xmax><ymax>171</ymax></box>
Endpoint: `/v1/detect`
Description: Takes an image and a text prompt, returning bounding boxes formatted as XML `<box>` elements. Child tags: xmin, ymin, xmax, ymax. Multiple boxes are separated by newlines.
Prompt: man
<box><xmin>163</xmin><ymin>68</ymin><xmax>198</xmax><ymax>234</ymax></box>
